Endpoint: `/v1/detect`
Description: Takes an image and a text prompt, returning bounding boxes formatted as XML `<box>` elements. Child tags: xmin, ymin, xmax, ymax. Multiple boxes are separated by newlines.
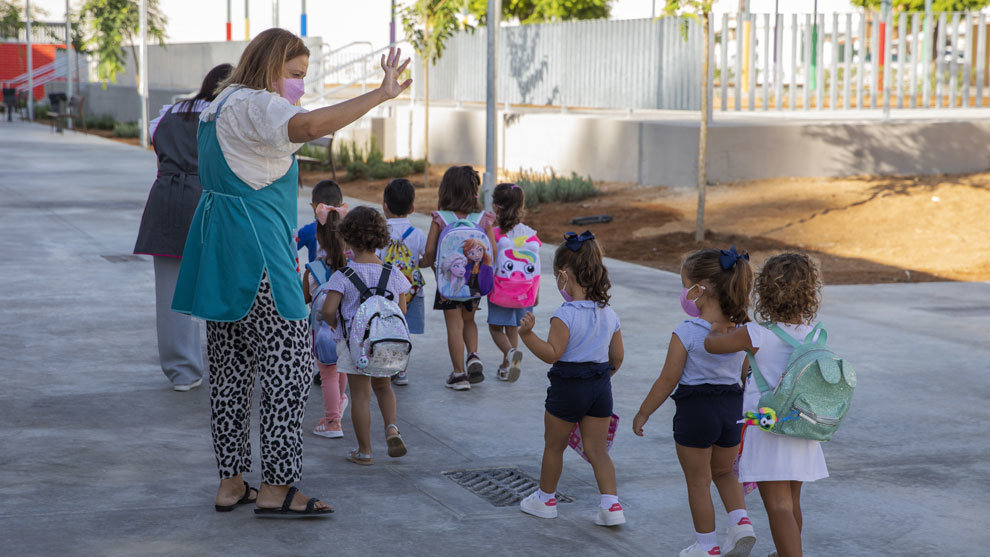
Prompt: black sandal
<box><xmin>214</xmin><ymin>480</ymin><xmax>258</xmax><ymax>512</ymax></box>
<box><xmin>253</xmin><ymin>486</ymin><xmax>333</xmax><ymax>518</ymax></box>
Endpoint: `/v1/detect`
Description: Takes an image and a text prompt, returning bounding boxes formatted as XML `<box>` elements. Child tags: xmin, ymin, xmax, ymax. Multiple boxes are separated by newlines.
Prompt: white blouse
<box><xmin>149</xmin><ymin>99</ymin><xmax>210</xmax><ymax>138</ymax></box>
<box><xmin>200</xmin><ymin>86</ymin><xmax>309</xmax><ymax>190</ymax></box>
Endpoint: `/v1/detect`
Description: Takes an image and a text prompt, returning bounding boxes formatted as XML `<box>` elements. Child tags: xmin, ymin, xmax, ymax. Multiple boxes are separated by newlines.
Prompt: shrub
<box><xmin>113</xmin><ymin>121</ymin><xmax>140</xmax><ymax>138</ymax></box>
<box><xmin>367</xmin><ymin>135</ymin><xmax>384</xmax><ymax>164</ymax></box>
<box><xmin>346</xmin><ymin>159</ymin><xmax>368</xmax><ymax>180</ymax></box>
<box><xmin>35</xmin><ymin>104</ymin><xmax>51</xmax><ymax>120</ymax></box>
<box><xmin>516</xmin><ymin>169</ymin><xmax>598</xmax><ymax>208</ymax></box>
<box><xmin>86</xmin><ymin>113</ymin><xmax>116</xmax><ymax>130</ymax></box>
<box><xmin>412</xmin><ymin>159</ymin><xmax>425</xmax><ymax>173</ymax></box>
<box><xmin>335</xmin><ymin>141</ymin><xmax>352</xmax><ymax>168</ymax></box>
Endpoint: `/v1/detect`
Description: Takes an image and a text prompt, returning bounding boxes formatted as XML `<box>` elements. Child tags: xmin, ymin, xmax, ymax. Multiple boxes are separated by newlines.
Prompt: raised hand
<box><xmin>379</xmin><ymin>47</ymin><xmax>412</xmax><ymax>100</ymax></box>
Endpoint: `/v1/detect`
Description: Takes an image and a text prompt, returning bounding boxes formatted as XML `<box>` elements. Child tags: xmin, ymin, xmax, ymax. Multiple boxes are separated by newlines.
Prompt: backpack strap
<box><xmin>747</xmin><ymin>351</ymin><xmax>772</xmax><ymax>395</ymax></box>
<box><xmin>340</xmin><ymin>266</ymin><xmax>373</xmax><ymax>303</ymax></box>
<box><xmin>465</xmin><ymin>211</ymin><xmax>483</xmax><ymax>226</ymax></box>
<box><xmin>305</xmin><ymin>260</ymin><xmax>331</xmax><ymax>286</ymax></box>
<box><xmin>437</xmin><ymin>210</ymin><xmax>457</xmax><ymax>226</ymax></box>
<box><xmin>401</xmin><ymin>226</ymin><xmax>415</xmax><ymax>240</ymax></box>
<box><xmin>375</xmin><ymin>263</ymin><xmax>395</xmax><ymax>300</ymax></box>
<box><xmin>767</xmin><ymin>322</ymin><xmax>802</xmax><ymax>348</ymax></box>
<box><xmin>803</xmin><ymin>322</ymin><xmax>827</xmax><ymax>346</ymax></box>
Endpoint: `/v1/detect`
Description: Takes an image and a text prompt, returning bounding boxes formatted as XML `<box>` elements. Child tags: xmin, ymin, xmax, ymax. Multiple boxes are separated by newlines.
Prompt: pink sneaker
<box><xmin>313</xmin><ymin>418</ymin><xmax>344</xmax><ymax>439</ymax></box>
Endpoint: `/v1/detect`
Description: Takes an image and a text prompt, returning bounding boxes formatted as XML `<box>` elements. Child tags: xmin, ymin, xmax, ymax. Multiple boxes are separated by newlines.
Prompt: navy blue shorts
<box><xmin>545</xmin><ymin>362</ymin><xmax>613</xmax><ymax>423</ymax></box>
<box><xmin>671</xmin><ymin>383</ymin><xmax>744</xmax><ymax>449</ymax></box>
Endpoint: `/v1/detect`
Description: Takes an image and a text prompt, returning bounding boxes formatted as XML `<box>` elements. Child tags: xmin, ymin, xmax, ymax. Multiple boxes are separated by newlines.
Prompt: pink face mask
<box><xmin>679</xmin><ymin>285</ymin><xmax>705</xmax><ymax>318</ymax></box>
<box><xmin>279</xmin><ymin>77</ymin><xmax>305</xmax><ymax>104</ymax></box>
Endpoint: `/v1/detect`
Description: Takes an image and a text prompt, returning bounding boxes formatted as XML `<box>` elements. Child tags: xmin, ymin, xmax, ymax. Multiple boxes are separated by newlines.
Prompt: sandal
<box><xmin>214</xmin><ymin>480</ymin><xmax>258</xmax><ymax>512</ymax></box>
<box><xmin>346</xmin><ymin>449</ymin><xmax>374</xmax><ymax>466</ymax></box>
<box><xmin>385</xmin><ymin>424</ymin><xmax>407</xmax><ymax>458</ymax></box>
<box><xmin>253</xmin><ymin>486</ymin><xmax>332</xmax><ymax>518</ymax></box>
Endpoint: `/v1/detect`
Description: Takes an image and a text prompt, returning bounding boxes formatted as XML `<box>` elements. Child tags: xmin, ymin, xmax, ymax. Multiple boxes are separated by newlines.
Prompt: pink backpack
<box><xmin>489</xmin><ymin>225</ymin><xmax>541</xmax><ymax>308</ymax></box>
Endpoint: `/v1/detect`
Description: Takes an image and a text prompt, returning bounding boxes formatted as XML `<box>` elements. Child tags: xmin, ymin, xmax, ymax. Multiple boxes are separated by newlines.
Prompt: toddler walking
<box><xmin>518</xmin><ymin>231</ymin><xmax>625</xmax><ymax>527</ymax></box>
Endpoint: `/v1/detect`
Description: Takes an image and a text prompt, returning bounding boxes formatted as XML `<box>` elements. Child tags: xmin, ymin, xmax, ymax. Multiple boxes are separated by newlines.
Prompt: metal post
<box><xmin>273</xmin><ymin>0</ymin><xmax>280</xmax><ymax>28</ymax></box>
<box><xmin>911</xmin><ymin>12</ymin><xmax>920</xmax><ymax>108</ymax></box>
<box><xmin>882</xmin><ymin>5</ymin><xmax>891</xmax><ymax>119</ymax></box>
<box><xmin>139</xmin><ymin>0</ymin><xmax>149</xmax><ymax>148</ymax></box>
<box><xmin>226</xmin><ymin>0</ymin><xmax>232</xmax><ymax>40</ymax></box>
<box><xmin>390</xmin><ymin>0</ymin><xmax>396</xmax><ymax>44</ymax></box>
<box><xmin>830</xmin><ymin>13</ymin><xmax>838</xmax><ymax>109</ymax></box>
<box><xmin>720</xmin><ymin>13</ymin><xmax>728</xmax><ymax>111</ymax></box>
<box><xmin>923</xmin><ymin>0</ymin><xmax>932</xmax><ymax>106</ymax></box>
<box><xmin>26</xmin><ymin>0</ymin><xmax>33</xmax><ymax>121</ymax></box>
<box><xmin>897</xmin><ymin>11</ymin><xmax>906</xmax><ymax>108</ymax></box>
<box><xmin>844</xmin><ymin>13</ymin><xmax>852</xmax><ymax>109</ymax></box>
<box><xmin>483</xmin><ymin>0</ymin><xmax>501</xmax><ymax>211</ymax></box>
<box><xmin>245</xmin><ymin>0</ymin><xmax>250</xmax><ymax>40</ymax></box>
<box><xmin>790</xmin><ymin>13</ymin><xmax>797</xmax><ymax>109</ymax></box>
<box><xmin>810</xmin><ymin>0</ymin><xmax>818</xmax><ymax>91</ymax></box>
<box><xmin>65</xmin><ymin>0</ymin><xmax>73</xmax><ymax>128</ymax></box>
<box><xmin>300</xmin><ymin>0</ymin><xmax>307</xmax><ymax>36</ymax></box>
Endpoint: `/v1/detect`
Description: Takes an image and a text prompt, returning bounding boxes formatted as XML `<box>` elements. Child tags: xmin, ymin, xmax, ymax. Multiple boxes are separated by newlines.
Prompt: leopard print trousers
<box><xmin>206</xmin><ymin>273</ymin><xmax>313</xmax><ymax>485</ymax></box>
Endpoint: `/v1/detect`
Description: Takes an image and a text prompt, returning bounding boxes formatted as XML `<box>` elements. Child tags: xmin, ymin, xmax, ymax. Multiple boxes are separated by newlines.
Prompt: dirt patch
<box><xmin>303</xmin><ymin>167</ymin><xmax>990</xmax><ymax>285</ymax></box>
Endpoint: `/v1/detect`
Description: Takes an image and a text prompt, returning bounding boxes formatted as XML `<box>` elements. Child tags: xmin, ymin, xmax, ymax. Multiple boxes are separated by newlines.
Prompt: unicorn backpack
<box><xmin>339</xmin><ymin>264</ymin><xmax>412</xmax><ymax>377</ymax></box>
<box><xmin>490</xmin><ymin>225</ymin><xmax>541</xmax><ymax>308</ymax></box>
<box><xmin>435</xmin><ymin>211</ymin><xmax>493</xmax><ymax>302</ymax></box>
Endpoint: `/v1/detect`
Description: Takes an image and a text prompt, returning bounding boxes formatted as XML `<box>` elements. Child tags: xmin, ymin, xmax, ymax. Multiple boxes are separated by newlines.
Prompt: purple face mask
<box><xmin>279</xmin><ymin>77</ymin><xmax>305</xmax><ymax>104</ymax></box>
<box><xmin>679</xmin><ymin>285</ymin><xmax>705</xmax><ymax>317</ymax></box>
<box><xmin>557</xmin><ymin>271</ymin><xmax>575</xmax><ymax>303</ymax></box>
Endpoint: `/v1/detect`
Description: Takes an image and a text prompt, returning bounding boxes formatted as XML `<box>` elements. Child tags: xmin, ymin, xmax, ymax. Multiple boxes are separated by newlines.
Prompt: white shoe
<box><xmin>496</xmin><ymin>365</ymin><xmax>510</xmax><ymax>381</ymax></box>
<box><xmin>680</xmin><ymin>542</ymin><xmax>722</xmax><ymax>557</ymax></box>
<box><xmin>723</xmin><ymin>517</ymin><xmax>756</xmax><ymax>557</ymax></box>
<box><xmin>506</xmin><ymin>348</ymin><xmax>523</xmax><ymax>382</ymax></box>
<box><xmin>173</xmin><ymin>378</ymin><xmax>202</xmax><ymax>392</ymax></box>
<box><xmin>594</xmin><ymin>502</ymin><xmax>626</xmax><ymax>526</ymax></box>
<box><xmin>392</xmin><ymin>370</ymin><xmax>409</xmax><ymax>385</ymax></box>
<box><xmin>519</xmin><ymin>491</ymin><xmax>557</xmax><ymax>519</ymax></box>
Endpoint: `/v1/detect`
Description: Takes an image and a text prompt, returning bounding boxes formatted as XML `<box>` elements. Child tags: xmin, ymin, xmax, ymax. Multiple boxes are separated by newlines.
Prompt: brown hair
<box><xmin>682</xmin><ymin>248</ymin><xmax>753</xmax><ymax>324</ymax></box>
<box><xmin>492</xmin><ymin>183</ymin><xmax>525</xmax><ymax>232</ymax></box>
<box><xmin>313</xmin><ymin>181</ymin><xmax>346</xmax><ymax>270</ymax></box>
<box><xmin>338</xmin><ymin>206</ymin><xmax>390</xmax><ymax>253</ymax></box>
<box><xmin>553</xmin><ymin>238</ymin><xmax>611</xmax><ymax>307</ymax></box>
<box><xmin>218</xmin><ymin>28</ymin><xmax>310</xmax><ymax>94</ymax></box>
<box><xmin>462</xmin><ymin>238</ymin><xmax>492</xmax><ymax>266</ymax></box>
<box><xmin>176</xmin><ymin>63</ymin><xmax>232</xmax><ymax>121</ymax></box>
<box><xmin>438</xmin><ymin>166</ymin><xmax>481</xmax><ymax>214</ymax></box>
<box><xmin>754</xmin><ymin>253</ymin><xmax>823</xmax><ymax>324</ymax></box>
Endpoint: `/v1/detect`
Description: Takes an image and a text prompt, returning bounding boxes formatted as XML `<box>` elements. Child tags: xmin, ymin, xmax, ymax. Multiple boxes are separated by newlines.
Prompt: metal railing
<box><xmin>2</xmin><ymin>56</ymin><xmax>68</xmax><ymax>92</ymax></box>
<box><xmin>303</xmin><ymin>42</ymin><xmax>402</xmax><ymax>107</ymax></box>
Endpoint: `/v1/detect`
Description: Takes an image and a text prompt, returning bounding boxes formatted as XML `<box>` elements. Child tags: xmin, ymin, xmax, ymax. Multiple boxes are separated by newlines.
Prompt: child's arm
<box><xmin>398</xmin><ymin>292</ymin><xmax>408</xmax><ymax>314</ymax></box>
<box><xmin>320</xmin><ymin>290</ymin><xmax>343</xmax><ymax>329</ymax></box>
<box><xmin>302</xmin><ymin>269</ymin><xmax>312</xmax><ymax>304</ymax></box>
<box><xmin>704</xmin><ymin>325</ymin><xmax>755</xmax><ymax>355</ymax></box>
<box><xmin>421</xmin><ymin>221</ymin><xmax>440</xmax><ymax>268</ymax></box>
<box><xmin>607</xmin><ymin>330</ymin><xmax>624</xmax><ymax>375</ymax></box>
<box><xmin>632</xmin><ymin>334</ymin><xmax>688</xmax><ymax>436</ymax></box>
<box><xmin>518</xmin><ymin>312</ymin><xmax>570</xmax><ymax>365</ymax></box>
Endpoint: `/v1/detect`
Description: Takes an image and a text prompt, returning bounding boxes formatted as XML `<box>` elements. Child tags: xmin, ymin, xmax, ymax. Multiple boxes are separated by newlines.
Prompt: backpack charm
<box><xmin>741</xmin><ymin>407</ymin><xmax>778</xmax><ymax>432</ymax></box>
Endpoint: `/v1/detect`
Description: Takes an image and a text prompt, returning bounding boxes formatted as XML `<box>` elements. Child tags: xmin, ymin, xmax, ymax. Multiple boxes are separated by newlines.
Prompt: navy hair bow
<box><xmin>719</xmin><ymin>245</ymin><xmax>750</xmax><ymax>270</ymax></box>
<box><xmin>564</xmin><ymin>230</ymin><xmax>595</xmax><ymax>252</ymax></box>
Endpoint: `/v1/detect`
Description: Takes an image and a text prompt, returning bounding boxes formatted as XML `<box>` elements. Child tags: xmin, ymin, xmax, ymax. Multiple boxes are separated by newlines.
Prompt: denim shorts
<box><xmin>671</xmin><ymin>383</ymin><xmax>744</xmax><ymax>448</ymax></box>
<box><xmin>406</xmin><ymin>295</ymin><xmax>425</xmax><ymax>334</ymax></box>
<box><xmin>487</xmin><ymin>300</ymin><xmax>533</xmax><ymax>327</ymax></box>
<box><xmin>545</xmin><ymin>362</ymin><xmax>613</xmax><ymax>423</ymax></box>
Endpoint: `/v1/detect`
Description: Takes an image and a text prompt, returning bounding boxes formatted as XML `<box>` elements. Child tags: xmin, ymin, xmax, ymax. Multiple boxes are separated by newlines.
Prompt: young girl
<box><xmin>517</xmin><ymin>231</ymin><xmax>625</xmax><ymax>527</ymax></box>
<box><xmin>488</xmin><ymin>183</ymin><xmax>540</xmax><ymax>382</ymax></box>
<box><xmin>301</xmin><ymin>183</ymin><xmax>349</xmax><ymax>438</ymax></box>
<box><xmin>632</xmin><ymin>248</ymin><xmax>757</xmax><ymax>557</ymax></box>
<box><xmin>320</xmin><ymin>206</ymin><xmax>411</xmax><ymax>465</ymax></box>
<box><xmin>422</xmin><ymin>166</ymin><xmax>496</xmax><ymax>390</ymax></box>
<box><xmin>704</xmin><ymin>253</ymin><xmax>829</xmax><ymax>557</ymax></box>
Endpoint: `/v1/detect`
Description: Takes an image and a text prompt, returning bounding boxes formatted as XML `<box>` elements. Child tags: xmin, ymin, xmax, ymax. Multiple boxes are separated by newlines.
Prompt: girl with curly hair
<box><xmin>704</xmin><ymin>253</ymin><xmax>828</xmax><ymax>557</ymax></box>
<box><xmin>320</xmin><ymin>206</ymin><xmax>411</xmax><ymax>466</ymax></box>
<box><xmin>516</xmin><ymin>232</ymin><xmax>626</xmax><ymax>528</ymax></box>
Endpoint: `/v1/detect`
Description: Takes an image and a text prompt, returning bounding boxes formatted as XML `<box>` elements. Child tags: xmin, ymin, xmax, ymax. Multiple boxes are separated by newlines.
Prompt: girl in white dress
<box><xmin>704</xmin><ymin>253</ymin><xmax>828</xmax><ymax>557</ymax></box>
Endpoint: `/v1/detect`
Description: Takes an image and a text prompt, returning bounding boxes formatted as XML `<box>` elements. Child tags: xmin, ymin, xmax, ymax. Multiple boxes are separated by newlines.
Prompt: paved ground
<box><xmin>2</xmin><ymin>121</ymin><xmax>988</xmax><ymax>556</ymax></box>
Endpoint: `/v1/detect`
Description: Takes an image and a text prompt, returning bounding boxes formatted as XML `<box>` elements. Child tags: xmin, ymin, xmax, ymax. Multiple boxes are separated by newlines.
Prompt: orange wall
<box><xmin>0</xmin><ymin>44</ymin><xmax>60</xmax><ymax>100</ymax></box>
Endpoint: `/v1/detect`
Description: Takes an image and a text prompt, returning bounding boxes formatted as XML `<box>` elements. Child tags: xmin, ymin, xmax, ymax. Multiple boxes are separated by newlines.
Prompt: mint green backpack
<box><xmin>746</xmin><ymin>323</ymin><xmax>856</xmax><ymax>442</ymax></box>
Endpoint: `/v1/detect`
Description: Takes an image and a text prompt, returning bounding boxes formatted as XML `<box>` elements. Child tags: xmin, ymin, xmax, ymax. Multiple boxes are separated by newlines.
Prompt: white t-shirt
<box><xmin>375</xmin><ymin>218</ymin><xmax>427</xmax><ymax>298</ymax></box>
<box><xmin>743</xmin><ymin>322</ymin><xmax>815</xmax><ymax>413</ymax></box>
<box><xmin>200</xmin><ymin>86</ymin><xmax>309</xmax><ymax>190</ymax></box>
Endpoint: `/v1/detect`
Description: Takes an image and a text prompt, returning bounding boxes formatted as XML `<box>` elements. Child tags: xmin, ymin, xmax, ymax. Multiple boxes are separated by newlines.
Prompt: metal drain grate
<box><xmin>443</xmin><ymin>467</ymin><xmax>573</xmax><ymax>507</ymax></box>
<box><xmin>101</xmin><ymin>254</ymin><xmax>147</xmax><ymax>263</ymax></box>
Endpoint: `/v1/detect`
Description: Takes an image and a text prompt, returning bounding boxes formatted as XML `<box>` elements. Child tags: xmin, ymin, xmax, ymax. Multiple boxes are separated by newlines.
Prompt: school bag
<box><xmin>746</xmin><ymin>323</ymin><xmax>856</xmax><ymax>442</ymax></box>
<box><xmin>306</xmin><ymin>260</ymin><xmax>338</xmax><ymax>365</ymax></box>
<box><xmin>382</xmin><ymin>226</ymin><xmax>425</xmax><ymax>304</ymax></box>
<box><xmin>490</xmin><ymin>226</ymin><xmax>541</xmax><ymax>308</ymax></box>
<box><xmin>435</xmin><ymin>211</ymin><xmax>494</xmax><ymax>302</ymax></box>
<box><xmin>338</xmin><ymin>264</ymin><xmax>412</xmax><ymax>377</ymax></box>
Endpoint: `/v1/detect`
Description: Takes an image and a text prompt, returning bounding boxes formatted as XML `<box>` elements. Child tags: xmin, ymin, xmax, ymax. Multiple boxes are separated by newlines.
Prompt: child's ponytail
<box><xmin>316</xmin><ymin>209</ymin><xmax>347</xmax><ymax>270</ymax></box>
<box><xmin>682</xmin><ymin>247</ymin><xmax>753</xmax><ymax>324</ymax></box>
<box><xmin>492</xmin><ymin>183</ymin><xmax>525</xmax><ymax>231</ymax></box>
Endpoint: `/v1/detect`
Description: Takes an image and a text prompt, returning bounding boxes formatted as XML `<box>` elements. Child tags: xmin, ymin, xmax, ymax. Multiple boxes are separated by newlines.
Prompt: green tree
<box><xmin>664</xmin><ymin>0</ymin><xmax>714</xmax><ymax>242</ymax></box>
<box><xmin>849</xmin><ymin>0</ymin><xmax>990</xmax><ymax>10</ymax></box>
<box><xmin>78</xmin><ymin>0</ymin><xmax>167</xmax><ymax>88</ymax></box>
<box><xmin>468</xmin><ymin>0</ymin><xmax>613</xmax><ymax>24</ymax></box>
<box><xmin>402</xmin><ymin>0</ymin><xmax>462</xmax><ymax>187</ymax></box>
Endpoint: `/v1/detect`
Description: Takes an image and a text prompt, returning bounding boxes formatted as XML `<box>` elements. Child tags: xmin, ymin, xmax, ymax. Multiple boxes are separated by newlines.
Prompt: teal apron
<box><xmin>171</xmin><ymin>90</ymin><xmax>306</xmax><ymax>322</ymax></box>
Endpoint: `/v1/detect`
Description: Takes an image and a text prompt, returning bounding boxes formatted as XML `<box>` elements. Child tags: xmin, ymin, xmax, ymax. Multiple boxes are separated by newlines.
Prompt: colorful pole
<box><xmin>300</xmin><ymin>0</ymin><xmax>307</xmax><ymax>36</ymax></box>
<box><xmin>245</xmin><ymin>0</ymin><xmax>250</xmax><ymax>40</ymax></box>
<box><xmin>226</xmin><ymin>0</ymin><xmax>232</xmax><ymax>40</ymax></box>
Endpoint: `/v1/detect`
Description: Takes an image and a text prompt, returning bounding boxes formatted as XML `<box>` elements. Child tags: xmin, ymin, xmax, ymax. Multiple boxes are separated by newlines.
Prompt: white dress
<box><xmin>737</xmin><ymin>322</ymin><xmax>829</xmax><ymax>483</ymax></box>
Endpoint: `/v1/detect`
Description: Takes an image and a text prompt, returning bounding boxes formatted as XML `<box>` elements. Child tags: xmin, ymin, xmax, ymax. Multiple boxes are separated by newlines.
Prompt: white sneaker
<box><xmin>519</xmin><ymin>491</ymin><xmax>557</xmax><ymax>519</ymax></box>
<box><xmin>594</xmin><ymin>502</ymin><xmax>626</xmax><ymax>526</ymax></box>
<box><xmin>173</xmin><ymin>378</ymin><xmax>202</xmax><ymax>392</ymax></box>
<box><xmin>680</xmin><ymin>542</ymin><xmax>722</xmax><ymax>557</ymax></box>
<box><xmin>723</xmin><ymin>517</ymin><xmax>756</xmax><ymax>557</ymax></box>
<box><xmin>506</xmin><ymin>348</ymin><xmax>523</xmax><ymax>382</ymax></box>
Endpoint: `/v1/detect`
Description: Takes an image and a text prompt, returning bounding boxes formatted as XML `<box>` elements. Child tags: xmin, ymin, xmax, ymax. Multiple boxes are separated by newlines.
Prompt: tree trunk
<box><xmin>130</xmin><ymin>44</ymin><xmax>140</xmax><ymax>90</ymax></box>
<box><xmin>696</xmin><ymin>11</ymin><xmax>710</xmax><ymax>243</ymax></box>
<box><xmin>423</xmin><ymin>20</ymin><xmax>430</xmax><ymax>189</ymax></box>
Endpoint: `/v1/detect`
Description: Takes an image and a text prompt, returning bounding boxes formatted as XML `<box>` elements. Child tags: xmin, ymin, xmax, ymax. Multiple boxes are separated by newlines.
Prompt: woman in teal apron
<box><xmin>172</xmin><ymin>28</ymin><xmax>411</xmax><ymax>517</ymax></box>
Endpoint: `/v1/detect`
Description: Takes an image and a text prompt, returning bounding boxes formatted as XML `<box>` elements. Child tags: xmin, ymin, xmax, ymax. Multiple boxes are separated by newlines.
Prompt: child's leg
<box><xmin>675</xmin><ymin>443</ymin><xmax>717</xmax><ymax>534</ymax></box>
<box><xmin>371</xmin><ymin>376</ymin><xmax>397</xmax><ymax>426</ymax></box>
<box><xmin>758</xmin><ymin>481</ymin><xmax>803</xmax><ymax>557</ymax></box>
<box><xmin>489</xmin><ymin>324</ymin><xmax>511</xmax><ymax>364</ymax></box>
<box><xmin>338</xmin><ymin>371</ymin><xmax>348</xmax><ymax>407</ymax></box>
<box><xmin>790</xmin><ymin>481</ymin><xmax>803</xmax><ymax>533</ymax></box>
<box><xmin>348</xmin><ymin>375</ymin><xmax>373</xmax><ymax>454</ymax></box>
<box><xmin>443</xmin><ymin>308</ymin><xmax>466</xmax><ymax>373</ymax></box>
<box><xmin>461</xmin><ymin>306</ymin><xmax>479</xmax><ymax>354</ymax></box>
<box><xmin>539</xmin><ymin>411</ymin><xmax>575</xmax><ymax>494</ymax></box>
<box><xmin>710</xmin><ymin>443</ymin><xmax>746</xmax><ymax>513</ymax></box>
<box><xmin>317</xmin><ymin>362</ymin><xmax>342</xmax><ymax>421</ymax></box>
<box><xmin>505</xmin><ymin>325</ymin><xmax>520</xmax><ymax>350</ymax></box>
<box><xmin>577</xmin><ymin>415</ymin><xmax>617</xmax><ymax>496</ymax></box>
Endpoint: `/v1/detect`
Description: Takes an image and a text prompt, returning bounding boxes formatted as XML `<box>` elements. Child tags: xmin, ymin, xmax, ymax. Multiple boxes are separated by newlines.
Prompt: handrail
<box><xmin>306</xmin><ymin>42</ymin><xmax>405</xmax><ymax>88</ymax></box>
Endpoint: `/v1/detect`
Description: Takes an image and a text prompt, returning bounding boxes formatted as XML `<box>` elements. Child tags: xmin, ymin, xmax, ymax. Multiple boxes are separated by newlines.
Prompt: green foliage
<box><xmin>662</xmin><ymin>0</ymin><xmax>715</xmax><ymax>18</ymax></box>
<box><xmin>35</xmin><ymin>103</ymin><xmax>50</xmax><ymax>120</ymax></box>
<box><xmin>86</xmin><ymin>113</ymin><xmax>116</xmax><ymax>130</ymax></box>
<box><xmin>468</xmin><ymin>0</ymin><xmax>612</xmax><ymax>24</ymax></box>
<box><xmin>112</xmin><ymin>121</ymin><xmax>140</xmax><ymax>138</ymax></box>
<box><xmin>849</xmin><ymin>0</ymin><xmax>990</xmax><ymax>10</ymax></box>
<box><xmin>79</xmin><ymin>0</ymin><xmax>168</xmax><ymax>86</ymax></box>
<box><xmin>340</xmin><ymin>134</ymin><xmax>423</xmax><ymax>181</ymax></box>
<box><xmin>346</xmin><ymin>159</ymin><xmax>368</xmax><ymax>180</ymax></box>
<box><xmin>516</xmin><ymin>169</ymin><xmax>598</xmax><ymax>207</ymax></box>
<box><xmin>401</xmin><ymin>0</ymin><xmax>463</xmax><ymax>66</ymax></box>
<box><xmin>335</xmin><ymin>141</ymin><xmax>352</xmax><ymax>168</ymax></box>
<box><xmin>367</xmin><ymin>135</ymin><xmax>384</xmax><ymax>164</ymax></box>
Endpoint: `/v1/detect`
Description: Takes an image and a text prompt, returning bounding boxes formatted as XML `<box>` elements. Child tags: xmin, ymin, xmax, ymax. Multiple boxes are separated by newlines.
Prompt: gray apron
<box><xmin>134</xmin><ymin>105</ymin><xmax>203</xmax><ymax>257</ymax></box>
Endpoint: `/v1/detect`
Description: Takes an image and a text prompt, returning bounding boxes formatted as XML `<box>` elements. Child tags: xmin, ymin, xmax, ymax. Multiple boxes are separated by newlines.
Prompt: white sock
<box><xmin>536</xmin><ymin>489</ymin><xmax>555</xmax><ymax>503</ymax></box>
<box><xmin>696</xmin><ymin>531</ymin><xmax>718</xmax><ymax>551</ymax></box>
<box><xmin>728</xmin><ymin>508</ymin><xmax>749</xmax><ymax>526</ymax></box>
<box><xmin>599</xmin><ymin>493</ymin><xmax>619</xmax><ymax>510</ymax></box>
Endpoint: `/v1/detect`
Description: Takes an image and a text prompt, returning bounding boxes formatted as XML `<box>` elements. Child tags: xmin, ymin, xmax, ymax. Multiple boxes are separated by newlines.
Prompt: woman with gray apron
<box><xmin>134</xmin><ymin>64</ymin><xmax>233</xmax><ymax>391</ymax></box>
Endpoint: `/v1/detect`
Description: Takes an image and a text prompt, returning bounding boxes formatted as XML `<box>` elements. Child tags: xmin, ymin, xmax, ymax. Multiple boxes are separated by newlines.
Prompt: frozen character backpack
<box><xmin>306</xmin><ymin>260</ymin><xmax>338</xmax><ymax>365</ymax></box>
<box><xmin>338</xmin><ymin>264</ymin><xmax>412</xmax><ymax>377</ymax></box>
<box><xmin>490</xmin><ymin>226</ymin><xmax>541</xmax><ymax>308</ymax></box>
<box><xmin>382</xmin><ymin>226</ymin><xmax>425</xmax><ymax>303</ymax></box>
<box><xmin>745</xmin><ymin>323</ymin><xmax>856</xmax><ymax>442</ymax></box>
<box><xmin>435</xmin><ymin>211</ymin><xmax>493</xmax><ymax>301</ymax></box>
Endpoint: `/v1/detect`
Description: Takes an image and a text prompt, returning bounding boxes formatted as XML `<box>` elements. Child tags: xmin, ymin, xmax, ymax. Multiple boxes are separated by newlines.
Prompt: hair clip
<box><xmin>564</xmin><ymin>230</ymin><xmax>595</xmax><ymax>252</ymax></box>
<box><xmin>719</xmin><ymin>245</ymin><xmax>749</xmax><ymax>270</ymax></box>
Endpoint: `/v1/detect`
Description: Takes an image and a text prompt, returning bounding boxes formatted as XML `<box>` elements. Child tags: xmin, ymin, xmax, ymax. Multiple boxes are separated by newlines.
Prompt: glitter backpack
<box><xmin>339</xmin><ymin>264</ymin><xmax>411</xmax><ymax>377</ymax></box>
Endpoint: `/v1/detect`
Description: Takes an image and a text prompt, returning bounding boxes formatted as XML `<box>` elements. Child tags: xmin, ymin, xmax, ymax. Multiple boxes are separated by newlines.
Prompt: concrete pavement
<box><xmin>1</xmin><ymin>121</ymin><xmax>988</xmax><ymax>556</ymax></box>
